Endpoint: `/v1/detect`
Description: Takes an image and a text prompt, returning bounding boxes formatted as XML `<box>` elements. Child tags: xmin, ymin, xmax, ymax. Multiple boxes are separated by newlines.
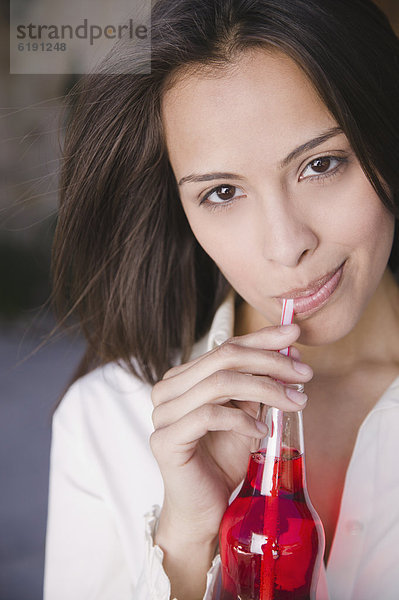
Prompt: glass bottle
<box><xmin>218</xmin><ymin>395</ymin><xmax>325</xmax><ymax>600</ymax></box>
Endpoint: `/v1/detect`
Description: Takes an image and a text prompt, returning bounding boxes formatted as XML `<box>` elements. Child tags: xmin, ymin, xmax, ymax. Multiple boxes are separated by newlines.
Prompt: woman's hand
<box><xmin>150</xmin><ymin>323</ymin><xmax>312</xmax><ymax>598</ymax></box>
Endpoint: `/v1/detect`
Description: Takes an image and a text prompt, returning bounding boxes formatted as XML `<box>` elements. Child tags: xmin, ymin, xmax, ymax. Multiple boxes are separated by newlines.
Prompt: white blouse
<box><xmin>44</xmin><ymin>291</ymin><xmax>399</xmax><ymax>599</ymax></box>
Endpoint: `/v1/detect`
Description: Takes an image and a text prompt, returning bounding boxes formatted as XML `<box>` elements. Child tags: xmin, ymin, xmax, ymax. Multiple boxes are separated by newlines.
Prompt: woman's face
<box><xmin>162</xmin><ymin>49</ymin><xmax>395</xmax><ymax>345</ymax></box>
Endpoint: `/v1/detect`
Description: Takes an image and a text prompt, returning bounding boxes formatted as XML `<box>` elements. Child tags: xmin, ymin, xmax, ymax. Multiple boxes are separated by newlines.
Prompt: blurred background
<box><xmin>1</xmin><ymin>2</ymin><xmax>85</xmax><ymax>599</ymax></box>
<box><xmin>0</xmin><ymin>1</ymin><xmax>398</xmax><ymax>599</ymax></box>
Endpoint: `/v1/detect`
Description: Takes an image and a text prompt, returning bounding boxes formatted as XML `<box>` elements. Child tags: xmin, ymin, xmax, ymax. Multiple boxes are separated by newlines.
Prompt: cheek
<box><xmin>199</xmin><ymin>229</ymin><xmax>252</xmax><ymax>287</ymax></box>
<box><xmin>319</xmin><ymin>171</ymin><xmax>395</xmax><ymax>259</ymax></box>
<box><xmin>361</xmin><ymin>204</ymin><xmax>395</xmax><ymax>256</ymax></box>
<box><xmin>358</xmin><ymin>202</ymin><xmax>395</xmax><ymax>285</ymax></box>
<box><xmin>185</xmin><ymin>207</ymin><xmax>256</xmax><ymax>281</ymax></box>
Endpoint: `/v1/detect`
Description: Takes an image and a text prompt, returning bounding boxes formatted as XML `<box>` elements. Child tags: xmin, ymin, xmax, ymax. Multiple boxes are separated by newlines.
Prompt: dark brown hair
<box><xmin>52</xmin><ymin>0</ymin><xmax>399</xmax><ymax>386</ymax></box>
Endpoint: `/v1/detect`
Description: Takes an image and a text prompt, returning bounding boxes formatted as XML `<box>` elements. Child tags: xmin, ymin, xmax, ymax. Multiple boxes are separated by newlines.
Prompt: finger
<box><xmin>152</xmin><ymin>335</ymin><xmax>310</xmax><ymax>408</ymax></box>
<box><xmin>151</xmin><ymin>404</ymin><xmax>268</xmax><ymax>465</ymax></box>
<box><xmin>289</xmin><ymin>345</ymin><xmax>301</xmax><ymax>361</ymax></box>
<box><xmin>161</xmin><ymin>323</ymin><xmax>300</xmax><ymax>381</ymax></box>
<box><xmin>152</xmin><ymin>369</ymin><xmax>307</xmax><ymax>429</ymax></box>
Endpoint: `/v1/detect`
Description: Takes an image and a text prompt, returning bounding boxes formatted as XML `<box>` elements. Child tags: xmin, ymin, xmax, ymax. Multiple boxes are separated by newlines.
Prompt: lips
<box><xmin>275</xmin><ymin>261</ymin><xmax>345</xmax><ymax>315</ymax></box>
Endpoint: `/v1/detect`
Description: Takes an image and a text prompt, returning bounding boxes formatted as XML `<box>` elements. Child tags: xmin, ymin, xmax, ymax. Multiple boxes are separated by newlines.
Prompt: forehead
<box><xmin>161</xmin><ymin>49</ymin><xmax>336</xmax><ymax>175</ymax></box>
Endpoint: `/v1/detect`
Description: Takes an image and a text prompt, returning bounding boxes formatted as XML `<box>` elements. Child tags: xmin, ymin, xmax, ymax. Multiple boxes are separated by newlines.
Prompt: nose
<box><xmin>260</xmin><ymin>192</ymin><xmax>318</xmax><ymax>267</ymax></box>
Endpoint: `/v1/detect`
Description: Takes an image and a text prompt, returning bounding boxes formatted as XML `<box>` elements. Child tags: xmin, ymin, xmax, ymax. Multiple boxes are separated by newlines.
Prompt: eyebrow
<box><xmin>177</xmin><ymin>126</ymin><xmax>344</xmax><ymax>186</ymax></box>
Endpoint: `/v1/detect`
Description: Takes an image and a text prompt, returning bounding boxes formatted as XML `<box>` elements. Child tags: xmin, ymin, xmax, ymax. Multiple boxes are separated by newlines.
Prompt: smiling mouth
<box><xmin>275</xmin><ymin>261</ymin><xmax>346</xmax><ymax>315</ymax></box>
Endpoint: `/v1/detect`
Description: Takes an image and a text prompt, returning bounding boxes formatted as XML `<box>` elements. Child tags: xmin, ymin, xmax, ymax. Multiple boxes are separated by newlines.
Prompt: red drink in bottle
<box><xmin>219</xmin><ymin>410</ymin><xmax>325</xmax><ymax>600</ymax></box>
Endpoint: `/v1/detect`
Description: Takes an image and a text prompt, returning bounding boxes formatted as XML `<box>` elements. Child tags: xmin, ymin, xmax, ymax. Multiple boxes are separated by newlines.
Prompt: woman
<box><xmin>44</xmin><ymin>0</ymin><xmax>399</xmax><ymax>598</ymax></box>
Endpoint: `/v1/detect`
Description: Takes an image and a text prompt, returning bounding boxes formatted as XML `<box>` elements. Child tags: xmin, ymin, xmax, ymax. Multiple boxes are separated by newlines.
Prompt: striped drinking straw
<box><xmin>259</xmin><ymin>298</ymin><xmax>295</xmax><ymax>597</ymax></box>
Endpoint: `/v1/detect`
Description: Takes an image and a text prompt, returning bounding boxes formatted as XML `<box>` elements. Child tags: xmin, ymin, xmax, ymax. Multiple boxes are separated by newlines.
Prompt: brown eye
<box><xmin>310</xmin><ymin>157</ymin><xmax>331</xmax><ymax>173</ymax></box>
<box><xmin>200</xmin><ymin>184</ymin><xmax>247</xmax><ymax>208</ymax></box>
<box><xmin>299</xmin><ymin>155</ymin><xmax>346</xmax><ymax>182</ymax></box>
<box><xmin>215</xmin><ymin>185</ymin><xmax>236</xmax><ymax>200</ymax></box>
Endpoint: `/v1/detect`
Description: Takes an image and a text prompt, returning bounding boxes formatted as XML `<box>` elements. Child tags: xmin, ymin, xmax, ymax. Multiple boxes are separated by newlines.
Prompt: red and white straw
<box><xmin>280</xmin><ymin>298</ymin><xmax>294</xmax><ymax>356</ymax></box>
<box><xmin>260</xmin><ymin>299</ymin><xmax>296</xmax><ymax>597</ymax></box>
<box><xmin>261</xmin><ymin>298</ymin><xmax>294</xmax><ymax>484</ymax></box>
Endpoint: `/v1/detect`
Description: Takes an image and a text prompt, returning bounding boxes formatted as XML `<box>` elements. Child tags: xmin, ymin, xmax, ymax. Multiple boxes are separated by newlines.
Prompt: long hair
<box><xmin>52</xmin><ymin>0</ymin><xmax>399</xmax><ymax>386</ymax></box>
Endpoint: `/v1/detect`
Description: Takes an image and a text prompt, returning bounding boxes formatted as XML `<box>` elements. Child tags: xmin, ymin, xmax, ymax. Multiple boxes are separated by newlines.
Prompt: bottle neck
<box><xmin>253</xmin><ymin>397</ymin><xmax>305</xmax><ymax>458</ymax></box>
<box><xmin>250</xmin><ymin>389</ymin><xmax>306</xmax><ymax>497</ymax></box>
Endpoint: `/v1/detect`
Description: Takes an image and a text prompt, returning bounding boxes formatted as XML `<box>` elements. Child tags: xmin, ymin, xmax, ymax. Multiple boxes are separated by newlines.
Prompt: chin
<box><xmin>296</xmin><ymin>308</ymin><xmax>357</xmax><ymax>347</ymax></box>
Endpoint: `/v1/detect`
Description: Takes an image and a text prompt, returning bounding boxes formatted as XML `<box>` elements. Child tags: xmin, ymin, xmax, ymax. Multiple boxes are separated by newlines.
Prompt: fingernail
<box><xmin>293</xmin><ymin>361</ymin><xmax>312</xmax><ymax>376</ymax></box>
<box><xmin>285</xmin><ymin>386</ymin><xmax>308</xmax><ymax>405</ymax></box>
<box><xmin>255</xmin><ymin>420</ymin><xmax>269</xmax><ymax>434</ymax></box>
<box><xmin>279</xmin><ymin>324</ymin><xmax>297</xmax><ymax>334</ymax></box>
